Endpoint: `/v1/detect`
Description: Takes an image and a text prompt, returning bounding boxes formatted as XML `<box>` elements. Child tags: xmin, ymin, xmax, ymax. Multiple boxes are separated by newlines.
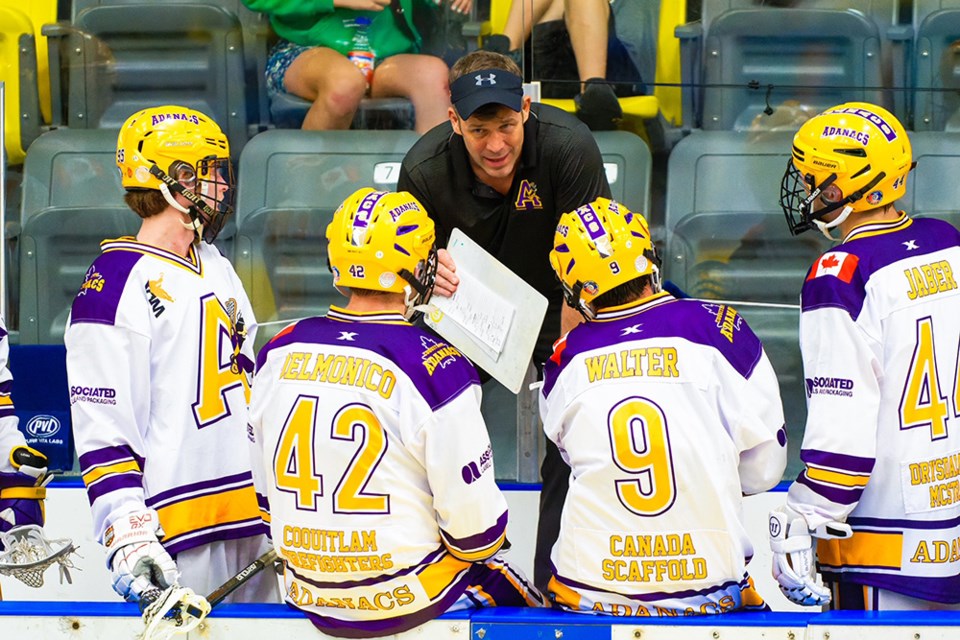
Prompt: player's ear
<box><xmin>448</xmin><ymin>107</ymin><xmax>462</xmax><ymax>135</ymax></box>
<box><xmin>521</xmin><ymin>96</ymin><xmax>532</xmax><ymax>123</ymax></box>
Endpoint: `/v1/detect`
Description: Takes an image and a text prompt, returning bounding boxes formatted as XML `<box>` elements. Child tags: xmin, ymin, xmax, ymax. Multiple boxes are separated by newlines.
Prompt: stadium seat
<box><xmin>17</xmin><ymin>125</ymin><xmax>240</xmax><ymax>345</ymax></box>
<box><xmin>912</xmin><ymin>4</ymin><xmax>960</xmax><ymax>130</ymax></box>
<box><xmin>903</xmin><ymin>131</ymin><xmax>960</xmax><ymax>228</ymax></box>
<box><xmin>664</xmin><ymin>130</ymin><xmax>832</xmax><ymax>477</ymax></box>
<box><xmin>592</xmin><ymin>131</ymin><xmax>652</xmax><ymax>216</ymax></box>
<box><xmin>18</xmin><ymin>129</ymin><xmax>136</xmax><ymax>344</ymax></box>
<box><xmin>0</xmin><ymin>6</ymin><xmax>43</xmax><ymax>165</ymax></box>
<box><xmin>45</xmin><ymin>1</ymin><xmax>249</xmax><ymax>157</ymax></box>
<box><xmin>680</xmin><ymin>0</ymin><xmax>899</xmax><ymax>130</ymax></box>
<box><xmin>269</xmin><ymin>94</ymin><xmax>416</xmax><ymax>131</ymax></box>
<box><xmin>233</xmin><ymin>129</ymin><xmax>420</xmax><ymax>345</ymax></box>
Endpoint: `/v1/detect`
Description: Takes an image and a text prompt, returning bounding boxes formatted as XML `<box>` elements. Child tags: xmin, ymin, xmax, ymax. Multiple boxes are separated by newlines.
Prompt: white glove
<box><xmin>768</xmin><ymin>505</ymin><xmax>849</xmax><ymax>607</ymax></box>
<box><xmin>104</xmin><ymin>509</ymin><xmax>178</xmax><ymax>602</ymax></box>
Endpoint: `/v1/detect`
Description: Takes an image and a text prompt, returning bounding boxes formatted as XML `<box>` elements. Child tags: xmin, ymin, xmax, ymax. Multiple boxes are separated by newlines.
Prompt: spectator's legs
<box><xmin>563</xmin><ymin>0</ymin><xmax>622</xmax><ymax>130</ymax></box>
<box><xmin>564</xmin><ymin>0</ymin><xmax>610</xmax><ymax>91</ymax></box>
<box><xmin>372</xmin><ymin>54</ymin><xmax>451</xmax><ymax>133</ymax></box>
<box><xmin>503</xmin><ymin>0</ymin><xmax>565</xmax><ymax>50</ymax></box>
<box><xmin>283</xmin><ymin>48</ymin><xmax>367</xmax><ymax>130</ymax></box>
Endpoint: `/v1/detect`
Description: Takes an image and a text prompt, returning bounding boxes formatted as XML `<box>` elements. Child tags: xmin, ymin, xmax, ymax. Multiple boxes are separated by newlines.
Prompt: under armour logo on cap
<box><xmin>451</xmin><ymin>68</ymin><xmax>524</xmax><ymax>119</ymax></box>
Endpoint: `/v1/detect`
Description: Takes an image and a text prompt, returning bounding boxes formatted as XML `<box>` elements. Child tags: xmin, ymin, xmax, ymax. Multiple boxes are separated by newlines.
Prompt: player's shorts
<box><xmin>830</xmin><ymin>582</ymin><xmax>960</xmax><ymax>611</ymax></box>
<box><xmin>266</xmin><ymin>40</ymin><xmax>312</xmax><ymax>97</ymax></box>
<box><xmin>448</xmin><ymin>556</ymin><xmax>545</xmax><ymax>611</ymax></box>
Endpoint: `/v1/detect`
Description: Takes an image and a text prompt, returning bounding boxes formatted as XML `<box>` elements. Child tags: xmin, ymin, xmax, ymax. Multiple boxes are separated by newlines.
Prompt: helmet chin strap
<box><xmin>159</xmin><ymin>182</ymin><xmax>205</xmax><ymax>240</ymax></box>
<box><xmin>402</xmin><ymin>284</ymin><xmax>420</xmax><ymax>320</ymax></box>
<box><xmin>813</xmin><ymin>204</ymin><xmax>853</xmax><ymax>241</ymax></box>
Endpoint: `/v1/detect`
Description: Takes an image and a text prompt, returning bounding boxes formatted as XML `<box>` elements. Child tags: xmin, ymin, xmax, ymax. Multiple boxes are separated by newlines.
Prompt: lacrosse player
<box><xmin>540</xmin><ymin>198</ymin><xmax>787</xmax><ymax>615</ymax></box>
<box><xmin>65</xmin><ymin>106</ymin><xmax>277</xmax><ymax>604</ymax></box>
<box><xmin>248</xmin><ymin>188</ymin><xmax>543</xmax><ymax>637</ymax></box>
<box><xmin>771</xmin><ymin>102</ymin><xmax>960</xmax><ymax>610</ymax></box>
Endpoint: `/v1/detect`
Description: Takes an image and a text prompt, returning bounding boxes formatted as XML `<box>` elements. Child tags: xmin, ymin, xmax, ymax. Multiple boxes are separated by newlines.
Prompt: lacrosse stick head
<box><xmin>0</xmin><ymin>525</ymin><xmax>78</xmax><ymax>588</ymax></box>
<box><xmin>140</xmin><ymin>584</ymin><xmax>212</xmax><ymax>640</ymax></box>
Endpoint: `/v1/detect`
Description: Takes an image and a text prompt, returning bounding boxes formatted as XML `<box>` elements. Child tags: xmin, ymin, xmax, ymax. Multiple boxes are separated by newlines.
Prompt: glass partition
<box><xmin>9</xmin><ymin>0</ymin><xmax>960</xmax><ymax>484</ymax></box>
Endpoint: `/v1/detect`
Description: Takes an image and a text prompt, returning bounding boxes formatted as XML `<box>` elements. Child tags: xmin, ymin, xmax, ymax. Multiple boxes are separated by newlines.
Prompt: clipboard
<box><xmin>423</xmin><ymin>228</ymin><xmax>548</xmax><ymax>393</ymax></box>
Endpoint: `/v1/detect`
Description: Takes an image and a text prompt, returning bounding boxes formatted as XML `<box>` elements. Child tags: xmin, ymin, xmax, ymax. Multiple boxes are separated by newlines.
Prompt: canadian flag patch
<box><xmin>807</xmin><ymin>251</ymin><xmax>859</xmax><ymax>283</ymax></box>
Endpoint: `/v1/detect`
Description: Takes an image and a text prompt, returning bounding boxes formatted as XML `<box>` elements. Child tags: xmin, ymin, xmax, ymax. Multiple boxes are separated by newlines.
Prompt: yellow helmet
<box><xmin>550</xmin><ymin>198</ymin><xmax>660</xmax><ymax>318</ymax></box>
<box><xmin>780</xmin><ymin>102</ymin><xmax>912</xmax><ymax>237</ymax></box>
<box><xmin>326</xmin><ymin>188</ymin><xmax>437</xmax><ymax>311</ymax></box>
<box><xmin>116</xmin><ymin>105</ymin><xmax>234</xmax><ymax>242</ymax></box>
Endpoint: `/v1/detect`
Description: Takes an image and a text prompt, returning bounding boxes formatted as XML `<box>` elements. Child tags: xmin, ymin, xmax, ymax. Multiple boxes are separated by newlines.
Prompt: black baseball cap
<box><xmin>450</xmin><ymin>68</ymin><xmax>524</xmax><ymax>119</ymax></box>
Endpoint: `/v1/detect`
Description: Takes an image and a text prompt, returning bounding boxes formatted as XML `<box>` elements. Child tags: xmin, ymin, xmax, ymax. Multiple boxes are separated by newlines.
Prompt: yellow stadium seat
<box><xmin>0</xmin><ymin>6</ymin><xmax>40</xmax><ymax>165</ymax></box>
<box><xmin>541</xmin><ymin>0</ymin><xmax>686</xmax><ymax>140</ymax></box>
<box><xmin>0</xmin><ymin>0</ymin><xmax>56</xmax><ymax>124</ymax></box>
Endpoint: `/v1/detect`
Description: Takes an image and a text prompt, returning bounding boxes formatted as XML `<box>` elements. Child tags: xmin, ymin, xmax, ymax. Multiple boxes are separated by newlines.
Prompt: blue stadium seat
<box><xmin>45</xmin><ymin>1</ymin><xmax>249</xmax><ymax>157</ymax></box>
<box><xmin>680</xmin><ymin>0</ymin><xmax>899</xmax><ymax>130</ymax></box>
<box><xmin>592</xmin><ymin>131</ymin><xmax>652</xmax><ymax>215</ymax></box>
<box><xmin>912</xmin><ymin>4</ymin><xmax>960</xmax><ymax>130</ymax></box>
<box><xmin>18</xmin><ymin>129</ymin><xmax>135</xmax><ymax>345</ymax></box>
<box><xmin>665</xmin><ymin>130</ymin><xmax>832</xmax><ymax>477</ymax></box>
<box><xmin>903</xmin><ymin>131</ymin><xmax>960</xmax><ymax>228</ymax></box>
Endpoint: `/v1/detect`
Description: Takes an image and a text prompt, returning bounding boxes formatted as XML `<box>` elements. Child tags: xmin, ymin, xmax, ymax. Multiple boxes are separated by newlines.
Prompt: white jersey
<box><xmin>540</xmin><ymin>293</ymin><xmax>787</xmax><ymax>616</ymax></box>
<box><xmin>0</xmin><ymin>316</ymin><xmax>25</xmax><ymax>479</ymax></box>
<box><xmin>788</xmin><ymin>213</ymin><xmax>960</xmax><ymax>602</ymax></box>
<box><xmin>249</xmin><ymin>306</ymin><xmax>510</xmax><ymax>637</ymax></box>
<box><xmin>66</xmin><ymin>238</ymin><xmax>265</xmax><ymax>555</ymax></box>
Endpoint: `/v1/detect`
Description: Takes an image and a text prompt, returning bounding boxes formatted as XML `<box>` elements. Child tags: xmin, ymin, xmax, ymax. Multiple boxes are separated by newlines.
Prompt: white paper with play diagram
<box><xmin>423</xmin><ymin>228</ymin><xmax>548</xmax><ymax>394</ymax></box>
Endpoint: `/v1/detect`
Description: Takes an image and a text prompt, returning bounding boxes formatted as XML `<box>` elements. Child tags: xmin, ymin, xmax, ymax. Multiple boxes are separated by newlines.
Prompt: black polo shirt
<box><xmin>397</xmin><ymin>103</ymin><xmax>611</xmax><ymax>364</ymax></box>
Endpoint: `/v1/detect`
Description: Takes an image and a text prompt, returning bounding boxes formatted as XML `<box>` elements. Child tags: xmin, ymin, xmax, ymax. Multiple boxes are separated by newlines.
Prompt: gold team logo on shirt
<box><xmin>515</xmin><ymin>180</ymin><xmax>543</xmax><ymax>210</ymax></box>
<box><xmin>79</xmin><ymin>269</ymin><xmax>105</xmax><ymax>295</ymax></box>
<box><xmin>144</xmin><ymin>273</ymin><xmax>174</xmax><ymax>318</ymax></box>
<box><xmin>420</xmin><ymin>336</ymin><xmax>462</xmax><ymax>375</ymax></box>
<box><xmin>147</xmin><ymin>274</ymin><xmax>175</xmax><ymax>302</ymax></box>
<box><xmin>702</xmin><ymin>303</ymin><xmax>742</xmax><ymax>343</ymax></box>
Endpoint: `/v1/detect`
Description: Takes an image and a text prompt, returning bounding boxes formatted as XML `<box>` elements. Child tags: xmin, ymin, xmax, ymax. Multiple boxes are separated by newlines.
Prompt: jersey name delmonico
<box><xmin>249</xmin><ymin>308</ymin><xmax>508</xmax><ymax>636</ymax></box>
<box><xmin>789</xmin><ymin>214</ymin><xmax>960</xmax><ymax>602</ymax></box>
<box><xmin>66</xmin><ymin>238</ymin><xmax>263</xmax><ymax>554</ymax></box>
<box><xmin>540</xmin><ymin>293</ymin><xmax>786</xmax><ymax>615</ymax></box>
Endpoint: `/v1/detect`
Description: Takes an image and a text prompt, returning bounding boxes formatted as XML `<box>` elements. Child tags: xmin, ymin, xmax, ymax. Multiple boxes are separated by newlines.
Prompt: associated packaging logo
<box><xmin>25</xmin><ymin>414</ymin><xmax>61</xmax><ymax>439</ymax></box>
<box><xmin>461</xmin><ymin>445</ymin><xmax>494</xmax><ymax>485</ymax></box>
<box><xmin>805</xmin><ymin>376</ymin><xmax>854</xmax><ymax>398</ymax></box>
<box><xmin>71</xmin><ymin>385</ymin><xmax>118</xmax><ymax>405</ymax></box>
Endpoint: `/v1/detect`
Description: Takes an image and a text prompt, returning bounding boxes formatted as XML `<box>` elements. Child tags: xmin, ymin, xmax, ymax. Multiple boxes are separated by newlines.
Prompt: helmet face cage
<box><xmin>195</xmin><ymin>156</ymin><xmax>235</xmax><ymax>243</ymax></box>
<box><xmin>779</xmin><ymin>161</ymin><xmax>848</xmax><ymax>236</ymax></box>
<box><xmin>399</xmin><ymin>246</ymin><xmax>439</xmax><ymax>311</ymax></box>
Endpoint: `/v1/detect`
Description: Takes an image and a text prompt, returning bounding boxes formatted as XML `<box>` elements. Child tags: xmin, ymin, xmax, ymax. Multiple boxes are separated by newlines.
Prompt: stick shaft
<box><xmin>205</xmin><ymin>547</ymin><xmax>278</xmax><ymax>607</ymax></box>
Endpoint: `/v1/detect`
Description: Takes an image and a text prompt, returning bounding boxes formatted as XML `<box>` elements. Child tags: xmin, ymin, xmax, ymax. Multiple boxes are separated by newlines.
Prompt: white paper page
<box><xmin>430</xmin><ymin>268</ymin><xmax>514</xmax><ymax>357</ymax></box>
<box><xmin>424</xmin><ymin>229</ymin><xmax>548</xmax><ymax>394</ymax></box>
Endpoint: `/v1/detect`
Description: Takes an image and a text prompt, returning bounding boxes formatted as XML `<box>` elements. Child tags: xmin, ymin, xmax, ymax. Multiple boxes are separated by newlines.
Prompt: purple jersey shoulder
<box><xmin>257</xmin><ymin>317</ymin><xmax>480</xmax><ymax>411</ymax></box>
<box><xmin>543</xmin><ymin>298</ymin><xmax>763</xmax><ymax>397</ymax></box>
<box><xmin>802</xmin><ymin>217</ymin><xmax>959</xmax><ymax>319</ymax></box>
<box><xmin>69</xmin><ymin>248</ymin><xmax>145</xmax><ymax>326</ymax></box>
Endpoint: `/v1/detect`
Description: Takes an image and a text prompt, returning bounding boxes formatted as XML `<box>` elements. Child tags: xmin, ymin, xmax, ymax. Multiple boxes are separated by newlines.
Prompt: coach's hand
<box><xmin>105</xmin><ymin>509</ymin><xmax>178</xmax><ymax>602</ymax></box>
<box><xmin>433</xmin><ymin>248</ymin><xmax>460</xmax><ymax>298</ymax></box>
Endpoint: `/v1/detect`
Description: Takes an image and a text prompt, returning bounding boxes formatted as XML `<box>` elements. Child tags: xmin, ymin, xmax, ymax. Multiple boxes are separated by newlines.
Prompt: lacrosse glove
<box><xmin>769</xmin><ymin>505</ymin><xmax>852</xmax><ymax>606</ymax></box>
<box><xmin>0</xmin><ymin>446</ymin><xmax>49</xmax><ymax>538</ymax></box>
<box><xmin>105</xmin><ymin>508</ymin><xmax>178</xmax><ymax>602</ymax></box>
